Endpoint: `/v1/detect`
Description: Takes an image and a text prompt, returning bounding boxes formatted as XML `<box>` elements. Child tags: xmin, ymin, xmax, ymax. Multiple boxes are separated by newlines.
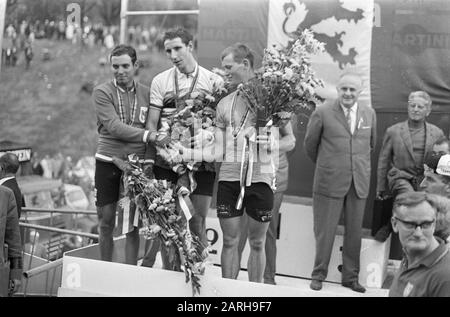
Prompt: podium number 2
<box><xmin>66</xmin><ymin>263</ymin><xmax>81</xmax><ymax>288</ymax></box>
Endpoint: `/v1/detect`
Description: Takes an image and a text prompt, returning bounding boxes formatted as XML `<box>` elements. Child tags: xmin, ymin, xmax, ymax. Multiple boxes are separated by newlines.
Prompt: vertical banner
<box><xmin>197</xmin><ymin>0</ymin><xmax>269</xmax><ymax>70</ymax></box>
<box><xmin>371</xmin><ymin>0</ymin><xmax>450</xmax><ymax>111</ymax></box>
<box><xmin>267</xmin><ymin>0</ymin><xmax>374</xmax><ymax>107</ymax></box>
<box><xmin>266</xmin><ymin>0</ymin><xmax>375</xmax><ymax>204</ymax></box>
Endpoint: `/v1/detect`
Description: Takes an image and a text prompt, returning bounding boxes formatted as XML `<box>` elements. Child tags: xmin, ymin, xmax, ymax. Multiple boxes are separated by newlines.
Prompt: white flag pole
<box><xmin>119</xmin><ymin>0</ymin><xmax>129</xmax><ymax>44</ymax></box>
<box><xmin>0</xmin><ymin>0</ymin><xmax>7</xmax><ymax>77</ymax></box>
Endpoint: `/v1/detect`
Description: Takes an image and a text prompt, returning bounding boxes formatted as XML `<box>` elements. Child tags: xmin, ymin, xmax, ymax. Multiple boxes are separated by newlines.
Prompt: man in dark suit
<box><xmin>0</xmin><ymin>153</ymin><xmax>25</xmax><ymax>219</ymax></box>
<box><xmin>304</xmin><ymin>72</ymin><xmax>377</xmax><ymax>293</ymax></box>
<box><xmin>375</xmin><ymin>91</ymin><xmax>444</xmax><ymax>241</ymax></box>
<box><xmin>0</xmin><ymin>185</ymin><xmax>23</xmax><ymax>296</ymax></box>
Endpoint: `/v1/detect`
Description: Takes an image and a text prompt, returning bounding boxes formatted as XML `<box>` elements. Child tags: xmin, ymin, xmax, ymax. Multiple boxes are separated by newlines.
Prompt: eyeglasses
<box><xmin>407</xmin><ymin>102</ymin><xmax>427</xmax><ymax>109</ymax></box>
<box><xmin>393</xmin><ymin>217</ymin><xmax>435</xmax><ymax>231</ymax></box>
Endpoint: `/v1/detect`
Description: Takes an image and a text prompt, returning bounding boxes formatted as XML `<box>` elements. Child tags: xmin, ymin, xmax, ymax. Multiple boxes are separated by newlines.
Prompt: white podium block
<box><xmin>275</xmin><ymin>200</ymin><xmax>390</xmax><ymax>288</ymax></box>
<box><xmin>326</xmin><ymin>233</ymin><xmax>391</xmax><ymax>288</ymax></box>
<box><xmin>206</xmin><ymin>216</ymin><xmax>251</xmax><ymax>270</ymax></box>
<box><xmin>59</xmin><ymin>240</ymin><xmax>380</xmax><ymax>297</ymax></box>
<box><xmin>205</xmin><ymin>198</ymin><xmax>391</xmax><ymax>288</ymax></box>
<box><xmin>276</xmin><ymin>202</ymin><xmax>315</xmax><ymax>278</ymax></box>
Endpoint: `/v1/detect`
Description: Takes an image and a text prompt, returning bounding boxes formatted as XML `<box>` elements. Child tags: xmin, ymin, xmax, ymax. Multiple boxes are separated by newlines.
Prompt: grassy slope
<box><xmin>0</xmin><ymin>39</ymin><xmax>172</xmax><ymax>160</ymax></box>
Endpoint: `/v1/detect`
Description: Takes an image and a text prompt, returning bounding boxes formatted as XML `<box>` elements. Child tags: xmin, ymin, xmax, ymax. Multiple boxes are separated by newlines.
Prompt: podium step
<box><xmin>58</xmin><ymin>287</ymin><xmax>106</xmax><ymax>297</ymax></box>
<box><xmin>207</xmin><ymin>203</ymin><xmax>391</xmax><ymax>289</ymax></box>
<box><xmin>59</xmin><ymin>241</ymin><xmax>388</xmax><ymax>297</ymax></box>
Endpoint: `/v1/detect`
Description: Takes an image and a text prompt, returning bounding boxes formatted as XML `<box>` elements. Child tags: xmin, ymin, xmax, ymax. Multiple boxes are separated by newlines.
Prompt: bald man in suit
<box><xmin>304</xmin><ymin>73</ymin><xmax>376</xmax><ymax>293</ymax></box>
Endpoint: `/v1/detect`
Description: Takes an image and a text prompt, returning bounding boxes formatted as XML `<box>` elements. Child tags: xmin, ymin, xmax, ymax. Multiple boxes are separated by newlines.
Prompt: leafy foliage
<box><xmin>114</xmin><ymin>155</ymin><xmax>208</xmax><ymax>296</ymax></box>
<box><xmin>238</xmin><ymin>29</ymin><xmax>325</xmax><ymax>128</ymax></box>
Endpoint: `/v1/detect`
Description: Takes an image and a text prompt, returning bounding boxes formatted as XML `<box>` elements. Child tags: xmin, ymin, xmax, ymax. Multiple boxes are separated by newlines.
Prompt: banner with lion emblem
<box><xmin>267</xmin><ymin>0</ymin><xmax>374</xmax><ymax>107</ymax></box>
<box><xmin>197</xmin><ymin>0</ymin><xmax>450</xmax><ymax>200</ymax></box>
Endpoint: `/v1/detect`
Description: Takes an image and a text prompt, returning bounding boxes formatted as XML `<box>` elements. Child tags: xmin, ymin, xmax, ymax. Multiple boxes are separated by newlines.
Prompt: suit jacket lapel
<box><xmin>354</xmin><ymin>105</ymin><xmax>364</xmax><ymax>135</ymax></box>
<box><xmin>333</xmin><ymin>101</ymin><xmax>351</xmax><ymax>134</ymax></box>
<box><xmin>424</xmin><ymin>122</ymin><xmax>434</xmax><ymax>154</ymax></box>
<box><xmin>400</xmin><ymin>121</ymin><xmax>415</xmax><ymax>161</ymax></box>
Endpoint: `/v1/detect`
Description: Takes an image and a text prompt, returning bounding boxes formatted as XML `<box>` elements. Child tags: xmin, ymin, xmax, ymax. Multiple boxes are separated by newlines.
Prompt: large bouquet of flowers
<box><xmin>230</xmin><ymin>30</ymin><xmax>324</xmax><ymax>210</ymax></box>
<box><xmin>113</xmin><ymin>155</ymin><xmax>208</xmax><ymax>296</ymax></box>
<box><xmin>155</xmin><ymin>70</ymin><xmax>233</xmax><ymax>216</ymax></box>
<box><xmin>157</xmin><ymin>69</ymin><xmax>232</xmax><ymax>168</ymax></box>
<box><xmin>239</xmin><ymin>29</ymin><xmax>324</xmax><ymax>130</ymax></box>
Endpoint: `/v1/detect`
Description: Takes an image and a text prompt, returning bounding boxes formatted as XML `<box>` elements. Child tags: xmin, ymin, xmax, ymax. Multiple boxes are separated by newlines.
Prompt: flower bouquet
<box><xmin>231</xmin><ymin>30</ymin><xmax>324</xmax><ymax>209</ymax></box>
<box><xmin>113</xmin><ymin>155</ymin><xmax>208</xmax><ymax>296</ymax></box>
<box><xmin>157</xmin><ymin>69</ymin><xmax>232</xmax><ymax>167</ymax></box>
<box><xmin>238</xmin><ymin>29</ymin><xmax>325</xmax><ymax>132</ymax></box>
<box><xmin>155</xmin><ymin>70</ymin><xmax>233</xmax><ymax>203</ymax></box>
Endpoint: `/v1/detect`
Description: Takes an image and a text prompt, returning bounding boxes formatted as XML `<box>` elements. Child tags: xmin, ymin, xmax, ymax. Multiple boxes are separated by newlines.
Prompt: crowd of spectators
<box><xmin>2</xmin><ymin>18</ymin><xmax>169</xmax><ymax>69</ymax></box>
<box><xmin>30</xmin><ymin>152</ymin><xmax>94</xmax><ymax>205</ymax></box>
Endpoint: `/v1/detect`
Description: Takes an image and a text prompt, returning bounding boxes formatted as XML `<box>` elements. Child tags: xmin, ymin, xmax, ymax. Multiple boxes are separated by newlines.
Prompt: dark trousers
<box><xmin>311</xmin><ymin>181</ymin><xmax>366</xmax><ymax>283</ymax></box>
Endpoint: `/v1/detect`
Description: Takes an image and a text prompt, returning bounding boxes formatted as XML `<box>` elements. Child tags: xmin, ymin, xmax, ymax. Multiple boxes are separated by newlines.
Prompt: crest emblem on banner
<box><xmin>282</xmin><ymin>0</ymin><xmax>365</xmax><ymax>69</ymax></box>
<box><xmin>139</xmin><ymin>107</ymin><xmax>148</xmax><ymax>123</ymax></box>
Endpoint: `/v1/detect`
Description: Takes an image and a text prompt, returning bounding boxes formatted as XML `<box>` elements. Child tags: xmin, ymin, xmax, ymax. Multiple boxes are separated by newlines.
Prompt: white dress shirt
<box><xmin>341</xmin><ymin>103</ymin><xmax>358</xmax><ymax>134</ymax></box>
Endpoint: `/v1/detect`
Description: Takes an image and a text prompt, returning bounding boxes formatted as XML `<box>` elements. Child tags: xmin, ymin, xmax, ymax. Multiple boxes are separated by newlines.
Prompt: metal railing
<box><xmin>22</xmin><ymin>207</ymin><xmax>96</xmax><ymax>215</ymax></box>
<box><xmin>19</xmin><ymin>223</ymin><xmax>99</xmax><ymax>240</ymax></box>
<box><xmin>23</xmin><ymin>258</ymin><xmax>64</xmax><ymax>279</ymax></box>
<box><xmin>18</xmin><ymin>208</ymin><xmax>99</xmax><ymax>297</ymax></box>
<box><xmin>21</xmin><ymin>207</ymin><xmax>97</xmax><ymax>233</ymax></box>
<box><xmin>119</xmin><ymin>0</ymin><xmax>200</xmax><ymax>44</ymax></box>
<box><xmin>124</xmin><ymin>9</ymin><xmax>199</xmax><ymax>16</ymax></box>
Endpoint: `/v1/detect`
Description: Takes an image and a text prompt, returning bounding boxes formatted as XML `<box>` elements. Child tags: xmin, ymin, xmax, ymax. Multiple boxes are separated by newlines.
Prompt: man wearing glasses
<box><xmin>389</xmin><ymin>191</ymin><xmax>450</xmax><ymax>297</ymax></box>
<box><xmin>375</xmin><ymin>91</ymin><xmax>444</xmax><ymax>242</ymax></box>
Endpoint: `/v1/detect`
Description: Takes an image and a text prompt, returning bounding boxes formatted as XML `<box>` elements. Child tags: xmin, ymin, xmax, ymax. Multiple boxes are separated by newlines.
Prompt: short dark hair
<box><xmin>163</xmin><ymin>27</ymin><xmax>193</xmax><ymax>46</ymax></box>
<box><xmin>393</xmin><ymin>191</ymin><xmax>437</xmax><ymax>216</ymax></box>
<box><xmin>220</xmin><ymin>43</ymin><xmax>255</xmax><ymax>69</ymax></box>
<box><xmin>0</xmin><ymin>153</ymin><xmax>20</xmax><ymax>174</ymax></box>
<box><xmin>424</xmin><ymin>152</ymin><xmax>450</xmax><ymax>184</ymax></box>
<box><xmin>110</xmin><ymin>44</ymin><xmax>137</xmax><ymax>65</ymax></box>
<box><xmin>425</xmin><ymin>152</ymin><xmax>442</xmax><ymax>172</ymax></box>
<box><xmin>428</xmin><ymin>194</ymin><xmax>450</xmax><ymax>241</ymax></box>
<box><xmin>434</xmin><ymin>136</ymin><xmax>450</xmax><ymax>149</ymax></box>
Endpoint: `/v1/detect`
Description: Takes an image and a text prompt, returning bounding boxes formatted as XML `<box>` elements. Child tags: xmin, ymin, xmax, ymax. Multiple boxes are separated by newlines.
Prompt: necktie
<box><xmin>346</xmin><ymin>108</ymin><xmax>353</xmax><ymax>133</ymax></box>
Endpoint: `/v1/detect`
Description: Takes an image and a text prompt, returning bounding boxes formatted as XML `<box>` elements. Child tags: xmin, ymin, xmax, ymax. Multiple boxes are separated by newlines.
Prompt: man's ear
<box><xmin>391</xmin><ymin>217</ymin><xmax>399</xmax><ymax>233</ymax></box>
<box><xmin>445</xmin><ymin>184</ymin><xmax>450</xmax><ymax>195</ymax></box>
<box><xmin>187</xmin><ymin>40</ymin><xmax>194</xmax><ymax>52</ymax></box>
<box><xmin>242</xmin><ymin>58</ymin><xmax>250</xmax><ymax>69</ymax></box>
<box><xmin>355</xmin><ymin>85</ymin><xmax>364</xmax><ymax>96</ymax></box>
